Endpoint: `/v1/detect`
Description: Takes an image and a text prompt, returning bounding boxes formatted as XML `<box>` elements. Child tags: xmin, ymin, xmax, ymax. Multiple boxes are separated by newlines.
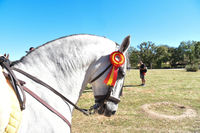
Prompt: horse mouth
<box><xmin>105</xmin><ymin>109</ymin><xmax>116</xmax><ymax>117</ymax></box>
<box><xmin>97</xmin><ymin>104</ymin><xmax>116</xmax><ymax>117</ymax></box>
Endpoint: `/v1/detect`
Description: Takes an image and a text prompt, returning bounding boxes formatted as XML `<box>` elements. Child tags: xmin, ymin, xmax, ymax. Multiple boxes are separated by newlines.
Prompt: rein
<box><xmin>12</xmin><ymin>64</ymin><xmax>112</xmax><ymax>115</ymax></box>
<box><xmin>0</xmin><ymin>55</ymin><xmax>118</xmax><ymax>128</ymax></box>
<box><xmin>90</xmin><ymin>64</ymin><xmax>112</xmax><ymax>83</ymax></box>
<box><xmin>0</xmin><ymin>56</ymin><xmax>72</xmax><ymax>127</ymax></box>
<box><xmin>0</xmin><ymin>56</ymin><xmax>26</xmax><ymax>110</ymax></box>
<box><xmin>22</xmin><ymin>85</ymin><xmax>72</xmax><ymax>128</ymax></box>
<box><xmin>0</xmin><ymin>56</ymin><xmax>85</xmax><ymax>128</ymax></box>
<box><xmin>12</xmin><ymin>67</ymin><xmax>89</xmax><ymax>115</ymax></box>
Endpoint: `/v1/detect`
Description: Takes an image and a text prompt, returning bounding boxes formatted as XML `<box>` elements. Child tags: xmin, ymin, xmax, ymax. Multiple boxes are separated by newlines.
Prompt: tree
<box><xmin>154</xmin><ymin>45</ymin><xmax>170</xmax><ymax>68</ymax></box>
<box><xmin>138</xmin><ymin>41</ymin><xmax>156</xmax><ymax>69</ymax></box>
<box><xmin>128</xmin><ymin>47</ymin><xmax>140</xmax><ymax>68</ymax></box>
<box><xmin>194</xmin><ymin>42</ymin><xmax>200</xmax><ymax>60</ymax></box>
<box><xmin>168</xmin><ymin>47</ymin><xmax>182</xmax><ymax>68</ymax></box>
<box><xmin>128</xmin><ymin>40</ymin><xmax>200</xmax><ymax>69</ymax></box>
<box><xmin>179</xmin><ymin>41</ymin><xmax>198</xmax><ymax>64</ymax></box>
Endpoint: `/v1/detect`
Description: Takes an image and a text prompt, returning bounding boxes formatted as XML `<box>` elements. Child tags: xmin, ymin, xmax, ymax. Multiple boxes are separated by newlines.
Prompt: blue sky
<box><xmin>0</xmin><ymin>0</ymin><xmax>200</xmax><ymax>60</ymax></box>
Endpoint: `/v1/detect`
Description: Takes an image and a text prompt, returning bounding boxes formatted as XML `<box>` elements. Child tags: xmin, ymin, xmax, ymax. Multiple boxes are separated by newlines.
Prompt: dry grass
<box><xmin>148</xmin><ymin>102</ymin><xmax>187</xmax><ymax>116</ymax></box>
<box><xmin>72</xmin><ymin>69</ymin><xmax>200</xmax><ymax>133</ymax></box>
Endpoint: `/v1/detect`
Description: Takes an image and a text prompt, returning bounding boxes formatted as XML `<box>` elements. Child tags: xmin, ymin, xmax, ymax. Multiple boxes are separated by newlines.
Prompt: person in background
<box><xmin>139</xmin><ymin>61</ymin><xmax>147</xmax><ymax>86</ymax></box>
<box><xmin>3</xmin><ymin>53</ymin><xmax>9</xmax><ymax>59</ymax></box>
<box><xmin>26</xmin><ymin>47</ymin><xmax>35</xmax><ymax>53</ymax></box>
<box><xmin>29</xmin><ymin>47</ymin><xmax>35</xmax><ymax>51</ymax></box>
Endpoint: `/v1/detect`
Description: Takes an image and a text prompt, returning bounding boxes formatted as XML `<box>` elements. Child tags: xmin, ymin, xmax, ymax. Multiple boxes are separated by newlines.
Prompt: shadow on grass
<box><xmin>123</xmin><ymin>85</ymin><xmax>141</xmax><ymax>87</ymax></box>
<box><xmin>83</xmin><ymin>86</ymin><xmax>92</xmax><ymax>93</ymax></box>
<box><xmin>83</xmin><ymin>85</ymin><xmax>142</xmax><ymax>93</ymax></box>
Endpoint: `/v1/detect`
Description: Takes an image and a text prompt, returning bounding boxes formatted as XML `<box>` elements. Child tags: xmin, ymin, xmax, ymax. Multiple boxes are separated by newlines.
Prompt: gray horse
<box><xmin>1</xmin><ymin>34</ymin><xmax>130</xmax><ymax>133</ymax></box>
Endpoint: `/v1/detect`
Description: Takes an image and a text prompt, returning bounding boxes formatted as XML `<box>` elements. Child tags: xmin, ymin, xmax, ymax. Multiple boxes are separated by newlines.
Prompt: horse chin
<box><xmin>97</xmin><ymin>102</ymin><xmax>118</xmax><ymax>117</ymax></box>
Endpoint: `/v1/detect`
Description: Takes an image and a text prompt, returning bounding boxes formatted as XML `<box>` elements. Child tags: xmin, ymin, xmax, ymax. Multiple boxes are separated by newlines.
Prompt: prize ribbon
<box><xmin>104</xmin><ymin>51</ymin><xmax>125</xmax><ymax>86</ymax></box>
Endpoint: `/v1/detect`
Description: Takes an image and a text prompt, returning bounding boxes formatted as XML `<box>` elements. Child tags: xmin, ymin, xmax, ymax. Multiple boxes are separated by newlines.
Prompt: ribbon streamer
<box><xmin>104</xmin><ymin>51</ymin><xmax>125</xmax><ymax>86</ymax></box>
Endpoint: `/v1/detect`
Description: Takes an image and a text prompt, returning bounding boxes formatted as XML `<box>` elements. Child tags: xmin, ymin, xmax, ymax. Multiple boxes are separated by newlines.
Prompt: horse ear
<box><xmin>119</xmin><ymin>35</ymin><xmax>131</xmax><ymax>53</ymax></box>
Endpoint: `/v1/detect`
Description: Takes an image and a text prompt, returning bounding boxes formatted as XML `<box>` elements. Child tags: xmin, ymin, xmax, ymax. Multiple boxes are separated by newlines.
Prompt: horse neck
<box><xmin>14</xmin><ymin>55</ymin><xmax>91</xmax><ymax>107</ymax></box>
<box><xmin>12</xmin><ymin>35</ymin><xmax>118</xmax><ymax>132</ymax></box>
<box><xmin>13</xmin><ymin>35</ymin><xmax>118</xmax><ymax>105</ymax></box>
<box><xmin>13</xmin><ymin>50</ymin><xmax>93</xmax><ymax>133</ymax></box>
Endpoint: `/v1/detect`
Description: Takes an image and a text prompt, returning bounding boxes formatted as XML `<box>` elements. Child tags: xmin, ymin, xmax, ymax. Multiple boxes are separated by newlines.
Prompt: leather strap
<box><xmin>22</xmin><ymin>85</ymin><xmax>71</xmax><ymax>128</ymax></box>
<box><xmin>90</xmin><ymin>64</ymin><xmax>112</xmax><ymax>83</ymax></box>
<box><xmin>12</xmin><ymin>67</ymin><xmax>89</xmax><ymax>115</ymax></box>
<box><xmin>0</xmin><ymin>56</ymin><xmax>26</xmax><ymax>110</ymax></box>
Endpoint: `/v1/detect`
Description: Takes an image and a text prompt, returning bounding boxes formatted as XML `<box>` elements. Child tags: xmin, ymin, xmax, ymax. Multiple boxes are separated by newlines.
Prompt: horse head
<box><xmin>90</xmin><ymin>36</ymin><xmax>130</xmax><ymax>117</ymax></box>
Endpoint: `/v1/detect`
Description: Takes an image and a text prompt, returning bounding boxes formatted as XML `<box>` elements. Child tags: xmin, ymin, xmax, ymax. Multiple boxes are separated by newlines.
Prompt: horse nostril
<box><xmin>112</xmin><ymin>111</ymin><xmax>116</xmax><ymax>115</ymax></box>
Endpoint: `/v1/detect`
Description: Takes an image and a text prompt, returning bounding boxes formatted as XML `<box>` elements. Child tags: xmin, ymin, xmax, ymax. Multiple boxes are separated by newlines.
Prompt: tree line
<box><xmin>128</xmin><ymin>40</ymin><xmax>200</xmax><ymax>69</ymax></box>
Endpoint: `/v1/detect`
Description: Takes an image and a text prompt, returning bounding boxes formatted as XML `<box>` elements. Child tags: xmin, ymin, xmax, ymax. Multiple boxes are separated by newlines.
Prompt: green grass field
<box><xmin>72</xmin><ymin>69</ymin><xmax>200</xmax><ymax>133</ymax></box>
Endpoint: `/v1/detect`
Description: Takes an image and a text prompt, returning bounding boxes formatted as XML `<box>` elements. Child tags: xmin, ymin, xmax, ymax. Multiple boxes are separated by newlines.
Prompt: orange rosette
<box><xmin>110</xmin><ymin>51</ymin><xmax>125</xmax><ymax>67</ymax></box>
<box><xmin>104</xmin><ymin>51</ymin><xmax>125</xmax><ymax>86</ymax></box>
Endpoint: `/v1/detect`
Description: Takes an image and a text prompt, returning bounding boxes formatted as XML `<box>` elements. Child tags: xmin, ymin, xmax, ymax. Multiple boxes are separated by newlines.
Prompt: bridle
<box><xmin>0</xmin><ymin>53</ymin><xmax>126</xmax><ymax>128</ymax></box>
<box><xmin>89</xmin><ymin>63</ymin><xmax>126</xmax><ymax>114</ymax></box>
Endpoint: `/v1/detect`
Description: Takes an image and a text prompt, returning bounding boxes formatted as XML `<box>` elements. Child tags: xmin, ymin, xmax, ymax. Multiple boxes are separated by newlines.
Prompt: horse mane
<box><xmin>11</xmin><ymin>34</ymin><xmax>118</xmax><ymax>67</ymax></box>
<box><xmin>10</xmin><ymin>34</ymin><xmax>121</xmax><ymax>97</ymax></box>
